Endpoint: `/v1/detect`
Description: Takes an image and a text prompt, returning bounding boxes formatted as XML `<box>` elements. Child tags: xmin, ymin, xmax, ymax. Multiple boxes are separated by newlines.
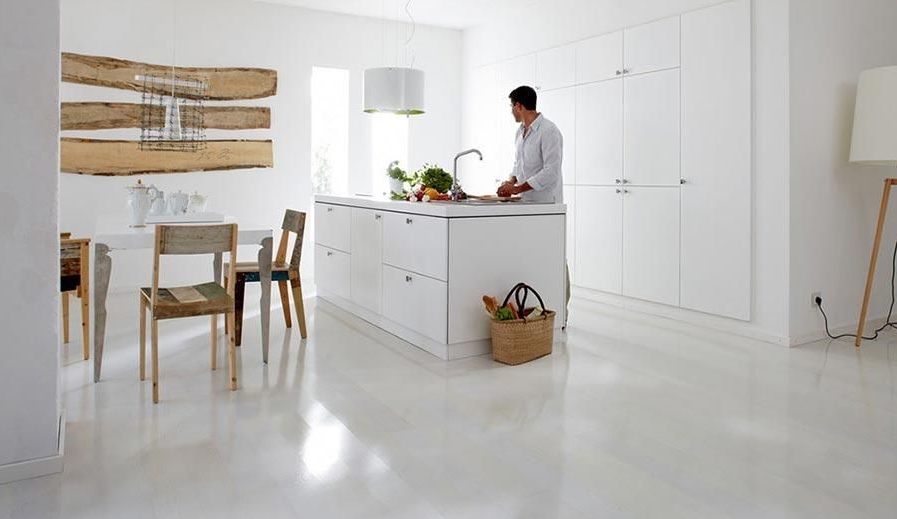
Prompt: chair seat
<box><xmin>141</xmin><ymin>282</ymin><xmax>234</xmax><ymax>320</ymax></box>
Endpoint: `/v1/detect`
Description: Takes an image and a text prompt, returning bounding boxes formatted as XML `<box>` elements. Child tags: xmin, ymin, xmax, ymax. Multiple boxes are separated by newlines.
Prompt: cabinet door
<box><xmin>315</xmin><ymin>245</ymin><xmax>350</xmax><ymax>300</ymax></box>
<box><xmin>536</xmin><ymin>44</ymin><xmax>576</xmax><ymax>91</ymax></box>
<box><xmin>350</xmin><ymin>208</ymin><xmax>383</xmax><ymax>313</ymax></box>
<box><xmin>622</xmin><ymin>187</ymin><xmax>679</xmax><ymax>306</ymax></box>
<box><xmin>576</xmin><ymin>31</ymin><xmax>624</xmax><ymax>84</ymax></box>
<box><xmin>564</xmin><ymin>185</ymin><xmax>576</xmax><ymax>283</ymax></box>
<box><xmin>576</xmin><ymin>80</ymin><xmax>623</xmax><ymax>185</ymax></box>
<box><xmin>314</xmin><ymin>203</ymin><xmax>351</xmax><ymax>253</ymax></box>
<box><xmin>539</xmin><ymin>87</ymin><xmax>576</xmax><ymax>185</ymax></box>
<box><xmin>383</xmin><ymin>265</ymin><xmax>447</xmax><ymax>343</ymax></box>
<box><xmin>680</xmin><ymin>0</ymin><xmax>751</xmax><ymax>320</ymax></box>
<box><xmin>623</xmin><ymin>16</ymin><xmax>680</xmax><ymax>75</ymax></box>
<box><xmin>575</xmin><ymin>186</ymin><xmax>623</xmax><ymax>294</ymax></box>
<box><xmin>382</xmin><ymin>212</ymin><xmax>448</xmax><ymax>281</ymax></box>
<box><xmin>623</xmin><ymin>69</ymin><xmax>680</xmax><ymax>185</ymax></box>
<box><xmin>498</xmin><ymin>55</ymin><xmax>536</xmax><ymax>177</ymax></box>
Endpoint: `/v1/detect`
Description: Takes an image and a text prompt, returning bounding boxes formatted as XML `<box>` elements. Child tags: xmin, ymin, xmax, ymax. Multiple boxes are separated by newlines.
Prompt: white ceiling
<box><xmin>253</xmin><ymin>0</ymin><xmax>540</xmax><ymax>29</ymax></box>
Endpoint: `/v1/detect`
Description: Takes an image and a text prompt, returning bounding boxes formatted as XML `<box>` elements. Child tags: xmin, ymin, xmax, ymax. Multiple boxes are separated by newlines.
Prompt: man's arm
<box><xmin>519</xmin><ymin>127</ymin><xmax>562</xmax><ymax>194</ymax></box>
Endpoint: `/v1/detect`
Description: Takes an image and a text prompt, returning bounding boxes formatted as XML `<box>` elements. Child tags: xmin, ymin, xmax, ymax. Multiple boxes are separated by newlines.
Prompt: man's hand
<box><xmin>497</xmin><ymin>181</ymin><xmax>515</xmax><ymax>197</ymax></box>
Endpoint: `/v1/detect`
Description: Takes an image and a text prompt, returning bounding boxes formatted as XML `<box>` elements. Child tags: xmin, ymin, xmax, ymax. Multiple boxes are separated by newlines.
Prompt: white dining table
<box><xmin>92</xmin><ymin>215</ymin><xmax>274</xmax><ymax>382</ymax></box>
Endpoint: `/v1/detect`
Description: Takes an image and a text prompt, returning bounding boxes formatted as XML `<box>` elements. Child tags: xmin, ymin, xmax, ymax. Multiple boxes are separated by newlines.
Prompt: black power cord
<box><xmin>816</xmin><ymin>238</ymin><xmax>897</xmax><ymax>340</ymax></box>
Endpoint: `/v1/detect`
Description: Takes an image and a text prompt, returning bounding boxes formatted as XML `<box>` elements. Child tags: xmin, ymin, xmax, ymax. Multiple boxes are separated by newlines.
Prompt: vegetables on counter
<box><xmin>383</xmin><ymin>161</ymin><xmax>458</xmax><ymax>202</ymax></box>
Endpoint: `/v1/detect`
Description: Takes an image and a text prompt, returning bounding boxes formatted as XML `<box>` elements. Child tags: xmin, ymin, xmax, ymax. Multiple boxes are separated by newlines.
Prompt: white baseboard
<box><xmin>571</xmin><ymin>288</ymin><xmax>790</xmax><ymax>346</ymax></box>
<box><xmin>0</xmin><ymin>412</ymin><xmax>65</xmax><ymax>485</ymax></box>
<box><xmin>788</xmin><ymin>314</ymin><xmax>890</xmax><ymax>347</ymax></box>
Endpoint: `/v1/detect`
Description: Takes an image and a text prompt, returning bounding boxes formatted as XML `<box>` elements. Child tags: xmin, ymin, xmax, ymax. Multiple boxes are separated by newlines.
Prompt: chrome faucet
<box><xmin>451</xmin><ymin>148</ymin><xmax>483</xmax><ymax>201</ymax></box>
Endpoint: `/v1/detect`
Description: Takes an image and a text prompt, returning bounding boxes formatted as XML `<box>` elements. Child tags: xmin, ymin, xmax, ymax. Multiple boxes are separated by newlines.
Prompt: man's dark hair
<box><xmin>509</xmin><ymin>86</ymin><xmax>537</xmax><ymax>111</ymax></box>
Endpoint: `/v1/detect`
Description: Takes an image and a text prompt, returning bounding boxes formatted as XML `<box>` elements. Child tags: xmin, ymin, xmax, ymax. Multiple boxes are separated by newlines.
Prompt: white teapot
<box><xmin>126</xmin><ymin>179</ymin><xmax>157</xmax><ymax>227</ymax></box>
<box><xmin>187</xmin><ymin>191</ymin><xmax>207</xmax><ymax>213</ymax></box>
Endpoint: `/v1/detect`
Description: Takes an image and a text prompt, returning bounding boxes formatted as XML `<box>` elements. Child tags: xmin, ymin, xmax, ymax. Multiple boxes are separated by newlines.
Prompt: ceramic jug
<box><xmin>167</xmin><ymin>190</ymin><xmax>189</xmax><ymax>215</ymax></box>
<box><xmin>187</xmin><ymin>191</ymin><xmax>207</xmax><ymax>213</ymax></box>
<box><xmin>149</xmin><ymin>187</ymin><xmax>166</xmax><ymax>216</ymax></box>
<box><xmin>126</xmin><ymin>179</ymin><xmax>157</xmax><ymax>227</ymax></box>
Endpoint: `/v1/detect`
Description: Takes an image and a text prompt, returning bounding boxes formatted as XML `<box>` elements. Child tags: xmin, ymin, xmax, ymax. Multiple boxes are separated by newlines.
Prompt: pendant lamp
<box><xmin>363</xmin><ymin>0</ymin><xmax>425</xmax><ymax>115</ymax></box>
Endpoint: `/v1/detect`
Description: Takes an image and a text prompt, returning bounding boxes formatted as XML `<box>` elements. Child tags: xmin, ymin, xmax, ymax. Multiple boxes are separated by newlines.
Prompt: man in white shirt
<box><xmin>498</xmin><ymin>86</ymin><xmax>569</xmax><ymax>326</ymax></box>
<box><xmin>497</xmin><ymin>86</ymin><xmax>564</xmax><ymax>204</ymax></box>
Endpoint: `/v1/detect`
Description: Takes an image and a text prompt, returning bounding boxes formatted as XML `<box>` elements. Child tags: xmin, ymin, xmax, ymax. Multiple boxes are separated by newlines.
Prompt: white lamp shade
<box><xmin>363</xmin><ymin>67</ymin><xmax>425</xmax><ymax>115</ymax></box>
<box><xmin>850</xmin><ymin>65</ymin><xmax>897</xmax><ymax>165</ymax></box>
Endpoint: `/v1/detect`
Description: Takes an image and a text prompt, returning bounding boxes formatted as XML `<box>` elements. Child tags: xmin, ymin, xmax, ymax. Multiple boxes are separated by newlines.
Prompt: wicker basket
<box><xmin>490</xmin><ymin>283</ymin><xmax>556</xmax><ymax>365</ymax></box>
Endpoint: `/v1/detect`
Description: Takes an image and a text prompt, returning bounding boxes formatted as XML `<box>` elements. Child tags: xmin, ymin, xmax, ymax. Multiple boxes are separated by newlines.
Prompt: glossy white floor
<box><xmin>2</xmin><ymin>292</ymin><xmax>897</xmax><ymax>519</ymax></box>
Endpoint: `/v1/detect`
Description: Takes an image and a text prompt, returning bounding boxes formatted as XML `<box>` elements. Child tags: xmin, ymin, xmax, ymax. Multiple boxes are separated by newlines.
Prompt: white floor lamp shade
<box><xmin>363</xmin><ymin>67</ymin><xmax>425</xmax><ymax>115</ymax></box>
<box><xmin>850</xmin><ymin>65</ymin><xmax>897</xmax><ymax>165</ymax></box>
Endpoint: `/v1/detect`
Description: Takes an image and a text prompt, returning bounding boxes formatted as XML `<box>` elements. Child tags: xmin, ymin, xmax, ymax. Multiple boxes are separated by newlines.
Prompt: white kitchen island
<box><xmin>314</xmin><ymin>195</ymin><xmax>567</xmax><ymax>360</ymax></box>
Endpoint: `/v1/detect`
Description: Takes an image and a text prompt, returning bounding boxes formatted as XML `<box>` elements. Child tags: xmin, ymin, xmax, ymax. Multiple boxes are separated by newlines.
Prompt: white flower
<box><xmin>422</xmin><ymin>195</ymin><xmax>431</xmax><ymax>202</ymax></box>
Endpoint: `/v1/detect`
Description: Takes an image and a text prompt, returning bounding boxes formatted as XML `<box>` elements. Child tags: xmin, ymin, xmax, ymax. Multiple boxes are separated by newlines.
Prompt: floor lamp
<box><xmin>852</xmin><ymin>65</ymin><xmax>897</xmax><ymax>347</ymax></box>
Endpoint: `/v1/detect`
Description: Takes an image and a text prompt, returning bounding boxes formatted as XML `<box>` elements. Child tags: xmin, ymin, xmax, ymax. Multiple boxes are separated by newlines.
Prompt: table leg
<box><xmin>258</xmin><ymin>237</ymin><xmax>273</xmax><ymax>363</ymax></box>
<box><xmin>93</xmin><ymin>243</ymin><xmax>111</xmax><ymax>383</ymax></box>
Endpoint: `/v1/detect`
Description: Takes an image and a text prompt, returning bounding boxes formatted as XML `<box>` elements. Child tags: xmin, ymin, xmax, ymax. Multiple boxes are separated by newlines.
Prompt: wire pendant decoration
<box><xmin>138</xmin><ymin>74</ymin><xmax>208</xmax><ymax>152</ymax></box>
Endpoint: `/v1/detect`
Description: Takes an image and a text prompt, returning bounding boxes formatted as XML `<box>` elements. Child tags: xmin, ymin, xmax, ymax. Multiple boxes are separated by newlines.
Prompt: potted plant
<box><xmin>386</xmin><ymin>161</ymin><xmax>408</xmax><ymax>195</ymax></box>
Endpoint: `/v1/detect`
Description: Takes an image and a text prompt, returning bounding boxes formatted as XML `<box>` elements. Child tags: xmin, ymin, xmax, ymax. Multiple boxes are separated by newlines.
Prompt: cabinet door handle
<box><xmin>615</xmin><ymin>189</ymin><xmax>622</xmax><ymax>194</ymax></box>
<box><xmin>406</xmin><ymin>218</ymin><xmax>413</xmax><ymax>225</ymax></box>
<box><xmin>326</xmin><ymin>207</ymin><xmax>333</xmax><ymax>213</ymax></box>
<box><xmin>680</xmin><ymin>178</ymin><xmax>687</xmax><ymax>185</ymax></box>
<box><xmin>375</xmin><ymin>214</ymin><xmax>382</xmax><ymax>220</ymax></box>
<box><xmin>623</xmin><ymin>68</ymin><xmax>631</xmax><ymax>74</ymax></box>
<box><xmin>326</xmin><ymin>251</ymin><xmax>333</xmax><ymax>257</ymax></box>
<box><xmin>615</xmin><ymin>179</ymin><xmax>621</xmax><ymax>184</ymax></box>
<box><xmin>621</xmin><ymin>179</ymin><xmax>629</xmax><ymax>184</ymax></box>
<box><xmin>622</xmin><ymin>189</ymin><xmax>629</xmax><ymax>194</ymax></box>
<box><xmin>615</xmin><ymin>70</ymin><xmax>622</xmax><ymax>76</ymax></box>
<box><xmin>405</xmin><ymin>275</ymin><xmax>413</xmax><ymax>282</ymax></box>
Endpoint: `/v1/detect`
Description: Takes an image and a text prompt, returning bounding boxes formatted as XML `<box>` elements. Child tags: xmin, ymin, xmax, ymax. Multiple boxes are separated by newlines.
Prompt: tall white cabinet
<box><xmin>466</xmin><ymin>0</ymin><xmax>752</xmax><ymax>321</ymax></box>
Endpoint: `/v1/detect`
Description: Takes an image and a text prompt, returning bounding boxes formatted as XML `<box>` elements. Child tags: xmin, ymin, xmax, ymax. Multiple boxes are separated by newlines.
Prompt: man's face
<box><xmin>510</xmin><ymin>101</ymin><xmax>523</xmax><ymax>123</ymax></box>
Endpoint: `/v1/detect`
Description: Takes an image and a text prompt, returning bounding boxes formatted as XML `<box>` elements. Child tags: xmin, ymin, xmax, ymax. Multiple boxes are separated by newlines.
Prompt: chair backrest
<box><xmin>157</xmin><ymin>224</ymin><xmax>237</xmax><ymax>255</ymax></box>
<box><xmin>152</xmin><ymin>224</ymin><xmax>238</xmax><ymax>305</ymax></box>
<box><xmin>275</xmin><ymin>210</ymin><xmax>307</xmax><ymax>270</ymax></box>
<box><xmin>60</xmin><ymin>237</ymin><xmax>90</xmax><ymax>292</ymax></box>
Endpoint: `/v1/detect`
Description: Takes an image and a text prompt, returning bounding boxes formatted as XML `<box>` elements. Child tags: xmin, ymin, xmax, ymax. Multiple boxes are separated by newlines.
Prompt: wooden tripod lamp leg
<box><xmin>856</xmin><ymin>179</ymin><xmax>895</xmax><ymax>347</ymax></box>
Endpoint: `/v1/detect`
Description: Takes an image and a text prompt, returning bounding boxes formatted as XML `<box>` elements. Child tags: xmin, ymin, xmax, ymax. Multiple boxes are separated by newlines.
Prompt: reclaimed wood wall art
<box><xmin>60</xmin><ymin>52</ymin><xmax>277</xmax><ymax>176</ymax></box>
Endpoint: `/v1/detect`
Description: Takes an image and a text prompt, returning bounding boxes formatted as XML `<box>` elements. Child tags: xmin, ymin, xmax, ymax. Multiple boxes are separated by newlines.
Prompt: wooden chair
<box><xmin>139</xmin><ymin>224</ymin><xmax>238</xmax><ymax>403</ymax></box>
<box><xmin>60</xmin><ymin>234</ymin><xmax>90</xmax><ymax>360</ymax></box>
<box><xmin>224</xmin><ymin>210</ymin><xmax>307</xmax><ymax>349</ymax></box>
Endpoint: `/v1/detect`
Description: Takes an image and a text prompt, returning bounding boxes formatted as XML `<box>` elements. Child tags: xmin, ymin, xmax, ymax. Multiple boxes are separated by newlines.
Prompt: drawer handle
<box><xmin>375</xmin><ymin>214</ymin><xmax>382</xmax><ymax>220</ymax></box>
<box><xmin>327</xmin><ymin>207</ymin><xmax>333</xmax><ymax>213</ymax></box>
<box><xmin>405</xmin><ymin>218</ymin><xmax>413</xmax><ymax>225</ymax></box>
<box><xmin>326</xmin><ymin>251</ymin><xmax>333</xmax><ymax>257</ymax></box>
<box><xmin>405</xmin><ymin>275</ymin><xmax>413</xmax><ymax>282</ymax></box>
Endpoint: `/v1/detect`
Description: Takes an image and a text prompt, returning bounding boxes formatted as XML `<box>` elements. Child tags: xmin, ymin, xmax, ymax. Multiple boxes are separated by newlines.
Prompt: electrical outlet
<box><xmin>811</xmin><ymin>292</ymin><xmax>822</xmax><ymax>308</ymax></box>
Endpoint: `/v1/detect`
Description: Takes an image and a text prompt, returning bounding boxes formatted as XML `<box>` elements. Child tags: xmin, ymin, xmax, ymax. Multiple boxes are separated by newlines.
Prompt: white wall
<box><xmin>788</xmin><ymin>0</ymin><xmax>897</xmax><ymax>343</ymax></box>
<box><xmin>0</xmin><ymin>0</ymin><xmax>62</xmax><ymax>469</ymax></box>
<box><xmin>462</xmin><ymin>0</ymin><xmax>791</xmax><ymax>343</ymax></box>
<box><xmin>60</xmin><ymin>0</ymin><xmax>461</xmax><ymax>290</ymax></box>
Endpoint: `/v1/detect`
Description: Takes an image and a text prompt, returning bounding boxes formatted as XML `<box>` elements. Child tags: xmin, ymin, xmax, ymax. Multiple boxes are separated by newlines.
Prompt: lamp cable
<box><xmin>816</xmin><ymin>238</ymin><xmax>897</xmax><ymax>340</ymax></box>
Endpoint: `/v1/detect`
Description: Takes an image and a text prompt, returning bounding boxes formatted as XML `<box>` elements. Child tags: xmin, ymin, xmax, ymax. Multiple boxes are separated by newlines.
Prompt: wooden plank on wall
<box><xmin>61</xmin><ymin>138</ymin><xmax>274</xmax><ymax>175</ymax></box>
<box><xmin>61</xmin><ymin>103</ymin><xmax>271</xmax><ymax>130</ymax></box>
<box><xmin>61</xmin><ymin>52</ymin><xmax>278</xmax><ymax>100</ymax></box>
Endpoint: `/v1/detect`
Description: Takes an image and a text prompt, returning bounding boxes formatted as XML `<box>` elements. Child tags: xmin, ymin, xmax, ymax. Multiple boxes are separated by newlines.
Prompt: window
<box><xmin>311</xmin><ymin>67</ymin><xmax>349</xmax><ymax>195</ymax></box>
<box><xmin>370</xmin><ymin>114</ymin><xmax>409</xmax><ymax>197</ymax></box>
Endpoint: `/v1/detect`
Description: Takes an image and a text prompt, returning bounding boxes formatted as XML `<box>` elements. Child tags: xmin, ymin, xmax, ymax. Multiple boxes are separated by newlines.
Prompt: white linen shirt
<box><xmin>512</xmin><ymin>114</ymin><xmax>564</xmax><ymax>203</ymax></box>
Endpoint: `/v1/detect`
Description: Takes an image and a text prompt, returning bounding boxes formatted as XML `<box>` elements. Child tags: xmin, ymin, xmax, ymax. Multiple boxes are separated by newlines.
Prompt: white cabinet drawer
<box><xmin>382</xmin><ymin>265</ymin><xmax>447</xmax><ymax>344</ymax></box>
<box><xmin>536</xmin><ymin>44</ymin><xmax>575</xmax><ymax>91</ymax></box>
<box><xmin>315</xmin><ymin>245</ymin><xmax>350</xmax><ymax>300</ymax></box>
<box><xmin>623</xmin><ymin>16</ymin><xmax>680</xmax><ymax>75</ymax></box>
<box><xmin>382</xmin><ymin>212</ymin><xmax>448</xmax><ymax>281</ymax></box>
<box><xmin>576</xmin><ymin>31</ymin><xmax>623</xmax><ymax>84</ymax></box>
<box><xmin>314</xmin><ymin>203</ymin><xmax>351</xmax><ymax>253</ymax></box>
